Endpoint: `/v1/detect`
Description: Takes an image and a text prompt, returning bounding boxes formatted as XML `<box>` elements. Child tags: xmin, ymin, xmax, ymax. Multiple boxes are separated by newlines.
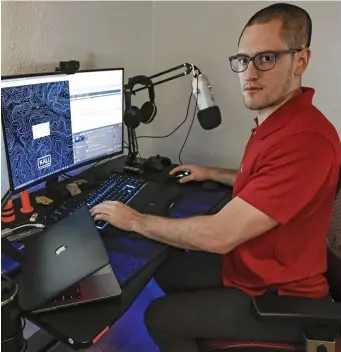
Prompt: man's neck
<box><xmin>257</xmin><ymin>87</ymin><xmax>302</xmax><ymax>125</ymax></box>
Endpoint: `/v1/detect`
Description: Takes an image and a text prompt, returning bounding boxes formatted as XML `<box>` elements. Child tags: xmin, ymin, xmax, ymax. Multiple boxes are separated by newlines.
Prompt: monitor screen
<box><xmin>1</xmin><ymin>68</ymin><xmax>124</xmax><ymax>192</ymax></box>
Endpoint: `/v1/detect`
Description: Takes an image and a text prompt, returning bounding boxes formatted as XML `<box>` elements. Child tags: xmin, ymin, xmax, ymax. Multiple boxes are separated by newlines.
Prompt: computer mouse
<box><xmin>169</xmin><ymin>170</ymin><xmax>191</xmax><ymax>183</ymax></box>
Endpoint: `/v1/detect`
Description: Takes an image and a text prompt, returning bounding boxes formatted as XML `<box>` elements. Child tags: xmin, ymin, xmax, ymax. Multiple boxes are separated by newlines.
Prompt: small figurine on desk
<box><xmin>35</xmin><ymin>196</ymin><xmax>53</xmax><ymax>206</ymax></box>
<box><xmin>1</xmin><ymin>200</ymin><xmax>16</xmax><ymax>223</ymax></box>
<box><xmin>20</xmin><ymin>191</ymin><xmax>34</xmax><ymax>214</ymax></box>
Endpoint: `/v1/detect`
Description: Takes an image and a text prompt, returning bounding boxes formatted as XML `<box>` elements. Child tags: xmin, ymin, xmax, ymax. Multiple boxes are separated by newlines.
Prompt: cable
<box><xmin>178</xmin><ymin>76</ymin><xmax>199</xmax><ymax>164</ymax></box>
<box><xmin>134</xmin><ymin>134</ymin><xmax>143</xmax><ymax>161</ymax></box>
<box><xmin>2</xmin><ymin>333</ymin><xmax>27</xmax><ymax>352</ymax></box>
<box><xmin>178</xmin><ymin>103</ymin><xmax>197</xmax><ymax>164</ymax></box>
<box><xmin>1</xmin><ymin>317</ymin><xmax>27</xmax><ymax>352</ymax></box>
<box><xmin>123</xmin><ymin>140</ymin><xmax>138</xmax><ymax>164</ymax></box>
<box><xmin>136</xmin><ymin>92</ymin><xmax>193</xmax><ymax>140</ymax></box>
<box><xmin>90</xmin><ymin>159</ymin><xmax>101</xmax><ymax>169</ymax></box>
<box><xmin>21</xmin><ymin>339</ymin><xmax>28</xmax><ymax>352</ymax></box>
<box><xmin>1</xmin><ymin>224</ymin><xmax>45</xmax><ymax>238</ymax></box>
<box><xmin>21</xmin><ymin>318</ymin><xmax>26</xmax><ymax>333</ymax></box>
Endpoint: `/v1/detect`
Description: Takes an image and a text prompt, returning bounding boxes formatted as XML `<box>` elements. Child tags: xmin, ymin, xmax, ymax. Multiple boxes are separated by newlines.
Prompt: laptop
<box><xmin>15</xmin><ymin>206</ymin><xmax>122</xmax><ymax>313</ymax></box>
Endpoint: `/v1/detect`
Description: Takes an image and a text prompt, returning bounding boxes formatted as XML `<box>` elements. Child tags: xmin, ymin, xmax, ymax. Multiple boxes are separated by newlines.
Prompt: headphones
<box><xmin>124</xmin><ymin>75</ymin><xmax>157</xmax><ymax>129</ymax></box>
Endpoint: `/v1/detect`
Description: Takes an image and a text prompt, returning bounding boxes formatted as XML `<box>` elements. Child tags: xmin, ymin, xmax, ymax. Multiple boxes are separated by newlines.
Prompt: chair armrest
<box><xmin>253</xmin><ymin>295</ymin><xmax>341</xmax><ymax>325</ymax></box>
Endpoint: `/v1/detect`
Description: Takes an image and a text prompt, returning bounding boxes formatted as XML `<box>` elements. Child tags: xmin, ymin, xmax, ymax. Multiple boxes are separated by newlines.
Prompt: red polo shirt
<box><xmin>222</xmin><ymin>87</ymin><xmax>341</xmax><ymax>298</ymax></box>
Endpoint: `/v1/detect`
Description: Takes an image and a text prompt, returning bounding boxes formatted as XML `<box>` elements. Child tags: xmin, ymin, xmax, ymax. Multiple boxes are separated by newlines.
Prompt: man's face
<box><xmin>237</xmin><ymin>20</ymin><xmax>298</xmax><ymax>111</ymax></box>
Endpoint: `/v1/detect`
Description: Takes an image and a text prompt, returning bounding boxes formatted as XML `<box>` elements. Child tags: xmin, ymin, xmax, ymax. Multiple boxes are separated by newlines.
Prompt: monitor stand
<box><xmin>45</xmin><ymin>176</ymin><xmax>69</xmax><ymax>204</ymax></box>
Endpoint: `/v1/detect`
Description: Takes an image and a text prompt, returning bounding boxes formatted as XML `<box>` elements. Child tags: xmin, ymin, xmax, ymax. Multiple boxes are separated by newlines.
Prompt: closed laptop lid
<box><xmin>16</xmin><ymin>206</ymin><xmax>109</xmax><ymax>311</ymax></box>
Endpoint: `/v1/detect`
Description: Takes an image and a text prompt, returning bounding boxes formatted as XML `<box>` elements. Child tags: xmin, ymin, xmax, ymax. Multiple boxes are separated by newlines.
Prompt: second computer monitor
<box><xmin>1</xmin><ymin>68</ymin><xmax>124</xmax><ymax>193</ymax></box>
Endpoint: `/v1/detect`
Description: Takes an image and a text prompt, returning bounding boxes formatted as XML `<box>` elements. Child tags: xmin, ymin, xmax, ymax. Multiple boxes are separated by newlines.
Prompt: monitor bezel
<box><xmin>1</xmin><ymin>67</ymin><xmax>125</xmax><ymax>194</ymax></box>
<box><xmin>1</xmin><ymin>189</ymin><xmax>12</xmax><ymax>209</ymax></box>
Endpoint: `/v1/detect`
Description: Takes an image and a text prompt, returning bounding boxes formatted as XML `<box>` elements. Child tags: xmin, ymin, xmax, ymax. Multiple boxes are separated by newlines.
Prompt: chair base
<box><xmin>199</xmin><ymin>337</ymin><xmax>340</xmax><ymax>352</ymax></box>
<box><xmin>199</xmin><ymin>340</ymin><xmax>303</xmax><ymax>352</ymax></box>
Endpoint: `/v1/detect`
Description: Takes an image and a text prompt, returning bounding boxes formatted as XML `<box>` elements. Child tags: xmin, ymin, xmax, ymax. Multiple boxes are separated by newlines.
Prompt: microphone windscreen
<box><xmin>197</xmin><ymin>106</ymin><xmax>221</xmax><ymax>130</ymax></box>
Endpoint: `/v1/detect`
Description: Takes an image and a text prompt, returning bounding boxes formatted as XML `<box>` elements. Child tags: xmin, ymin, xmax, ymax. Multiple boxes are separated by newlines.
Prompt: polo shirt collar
<box><xmin>252</xmin><ymin>87</ymin><xmax>315</xmax><ymax>139</ymax></box>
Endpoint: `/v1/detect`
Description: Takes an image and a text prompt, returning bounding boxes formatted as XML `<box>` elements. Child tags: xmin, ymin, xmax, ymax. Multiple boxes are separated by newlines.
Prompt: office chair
<box><xmin>200</xmin><ymin>173</ymin><xmax>341</xmax><ymax>352</ymax></box>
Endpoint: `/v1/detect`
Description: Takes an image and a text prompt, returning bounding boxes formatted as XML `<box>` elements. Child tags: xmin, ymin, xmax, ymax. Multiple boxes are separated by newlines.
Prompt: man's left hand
<box><xmin>90</xmin><ymin>201</ymin><xmax>142</xmax><ymax>232</ymax></box>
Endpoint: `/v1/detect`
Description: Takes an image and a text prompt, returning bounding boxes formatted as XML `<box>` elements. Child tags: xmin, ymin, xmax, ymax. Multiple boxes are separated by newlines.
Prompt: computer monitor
<box><xmin>1</xmin><ymin>68</ymin><xmax>124</xmax><ymax>193</ymax></box>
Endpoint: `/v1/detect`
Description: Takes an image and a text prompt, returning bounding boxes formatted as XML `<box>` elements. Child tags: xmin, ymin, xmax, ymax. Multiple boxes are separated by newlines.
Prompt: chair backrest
<box><xmin>326</xmin><ymin>168</ymin><xmax>341</xmax><ymax>302</ymax></box>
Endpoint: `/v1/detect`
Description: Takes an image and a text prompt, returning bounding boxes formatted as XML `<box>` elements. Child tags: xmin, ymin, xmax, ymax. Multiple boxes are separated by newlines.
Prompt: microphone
<box><xmin>192</xmin><ymin>72</ymin><xmax>222</xmax><ymax>130</ymax></box>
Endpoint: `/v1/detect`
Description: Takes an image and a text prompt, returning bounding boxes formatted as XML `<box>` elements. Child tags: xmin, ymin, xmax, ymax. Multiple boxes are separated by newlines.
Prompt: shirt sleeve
<box><xmin>237</xmin><ymin>133</ymin><xmax>337</xmax><ymax>224</ymax></box>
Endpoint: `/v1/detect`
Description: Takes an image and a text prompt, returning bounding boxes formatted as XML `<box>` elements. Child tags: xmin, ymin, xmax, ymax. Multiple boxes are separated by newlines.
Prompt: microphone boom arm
<box><xmin>124</xmin><ymin>63</ymin><xmax>201</xmax><ymax>167</ymax></box>
<box><xmin>129</xmin><ymin>63</ymin><xmax>198</xmax><ymax>94</ymax></box>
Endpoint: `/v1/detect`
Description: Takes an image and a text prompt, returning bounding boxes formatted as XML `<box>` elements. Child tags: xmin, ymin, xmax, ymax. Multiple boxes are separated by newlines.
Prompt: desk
<box><xmin>3</xmin><ymin>156</ymin><xmax>233</xmax><ymax>351</ymax></box>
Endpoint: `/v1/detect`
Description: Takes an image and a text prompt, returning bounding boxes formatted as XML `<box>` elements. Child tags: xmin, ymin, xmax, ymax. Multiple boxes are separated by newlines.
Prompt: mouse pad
<box><xmin>168</xmin><ymin>187</ymin><xmax>231</xmax><ymax>218</ymax></box>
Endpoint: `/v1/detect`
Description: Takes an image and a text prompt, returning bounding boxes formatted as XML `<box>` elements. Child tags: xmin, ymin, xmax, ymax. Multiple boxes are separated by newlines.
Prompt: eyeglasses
<box><xmin>229</xmin><ymin>49</ymin><xmax>303</xmax><ymax>73</ymax></box>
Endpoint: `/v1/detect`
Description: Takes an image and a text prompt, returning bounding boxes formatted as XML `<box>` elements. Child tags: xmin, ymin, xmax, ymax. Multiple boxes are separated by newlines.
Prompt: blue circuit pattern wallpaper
<box><xmin>1</xmin><ymin>81</ymin><xmax>74</xmax><ymax>189</ymax></box>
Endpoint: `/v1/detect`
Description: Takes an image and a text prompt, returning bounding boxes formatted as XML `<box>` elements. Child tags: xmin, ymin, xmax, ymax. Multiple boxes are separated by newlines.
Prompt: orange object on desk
<box><xmin>20</xmin><ymin>191</ymin><xmax>34</xmax><ymax>213</ymax></box>
<box><xmin>1</xmin><ymin>199</ymin><xmax>16</xmax><ymax>222</ymax></box>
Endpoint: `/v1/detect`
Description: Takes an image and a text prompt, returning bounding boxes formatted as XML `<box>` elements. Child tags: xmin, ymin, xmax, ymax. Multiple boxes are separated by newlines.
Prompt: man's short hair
<box><xmin>238</xmin><ymin>3</ymin><xmax>312</xmax><ymax>49</ymax></box>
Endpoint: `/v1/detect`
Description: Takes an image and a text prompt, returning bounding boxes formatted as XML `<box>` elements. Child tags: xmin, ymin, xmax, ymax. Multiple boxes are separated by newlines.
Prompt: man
<box><xmin>91</xmin><ymin>3</ymin><xmax>341</xmax><ymax>351</ymax></box>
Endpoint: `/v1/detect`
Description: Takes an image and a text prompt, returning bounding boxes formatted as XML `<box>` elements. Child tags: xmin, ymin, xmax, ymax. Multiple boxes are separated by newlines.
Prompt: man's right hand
<box><xmin>170</xmin><ymin>164</ymin><xmax>239</xmax><ymax>187</ymax></box>
<box><xmin>169</xmin><ymin>164</ymin><xmax>211</xmax><ymax>183</ymax></box>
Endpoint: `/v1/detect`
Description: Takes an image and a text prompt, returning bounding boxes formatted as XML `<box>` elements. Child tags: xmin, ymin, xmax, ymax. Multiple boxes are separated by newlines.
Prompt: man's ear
<box><xmin>295</xmin><ymin>48</ymin><xmax>311</xmax><ymax>76</ymax></box>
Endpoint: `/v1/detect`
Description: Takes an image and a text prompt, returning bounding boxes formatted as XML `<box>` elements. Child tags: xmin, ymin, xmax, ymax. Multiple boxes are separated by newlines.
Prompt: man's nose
<box><xmin>243</xmin><ymin>60</ymin><xmax>259</xmax><ymax>81</ymax></box>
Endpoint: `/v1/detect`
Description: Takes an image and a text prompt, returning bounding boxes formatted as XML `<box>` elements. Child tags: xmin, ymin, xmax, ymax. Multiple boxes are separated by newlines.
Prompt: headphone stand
<box><xmin>125</xmin><ymin>126</ymin><xmax>140</xmax><ymax>167</ymax></box>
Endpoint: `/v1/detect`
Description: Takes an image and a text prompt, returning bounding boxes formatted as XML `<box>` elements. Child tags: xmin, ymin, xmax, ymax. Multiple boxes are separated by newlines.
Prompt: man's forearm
<box><xmin>132</xmin><ymin>214</ymin><xmax>227</xmax><ymax>253</ymax></box>
<box><xmin>207</xmin><ymin>168</ymin><xmax>238</xmax><ymax>187</ymax></box>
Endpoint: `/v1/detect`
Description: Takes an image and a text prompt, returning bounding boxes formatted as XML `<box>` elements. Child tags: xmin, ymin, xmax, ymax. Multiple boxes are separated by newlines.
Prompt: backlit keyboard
<box><xmin>47</xmin><ymin>173</ymin><xmax>147</xmax><ymax>230</ymax></box>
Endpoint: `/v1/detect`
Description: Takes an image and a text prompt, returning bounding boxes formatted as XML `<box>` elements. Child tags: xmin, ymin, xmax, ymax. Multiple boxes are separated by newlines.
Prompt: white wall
<box><xmin>1</xmin><ymin>1</ymin><xmax>153</xmax><ymax>77</ymax></box>
<box><xmin>142</xmin><ymin>1</ymin><xmax>341</xmax><ymax>168</ymax></box>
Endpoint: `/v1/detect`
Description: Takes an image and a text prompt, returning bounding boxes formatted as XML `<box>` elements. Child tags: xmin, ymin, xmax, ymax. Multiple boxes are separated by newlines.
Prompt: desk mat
<box><xmin>1</xmin><ymin>187</ymin><xmax>231</xmax><ymax>281</ymax></box>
